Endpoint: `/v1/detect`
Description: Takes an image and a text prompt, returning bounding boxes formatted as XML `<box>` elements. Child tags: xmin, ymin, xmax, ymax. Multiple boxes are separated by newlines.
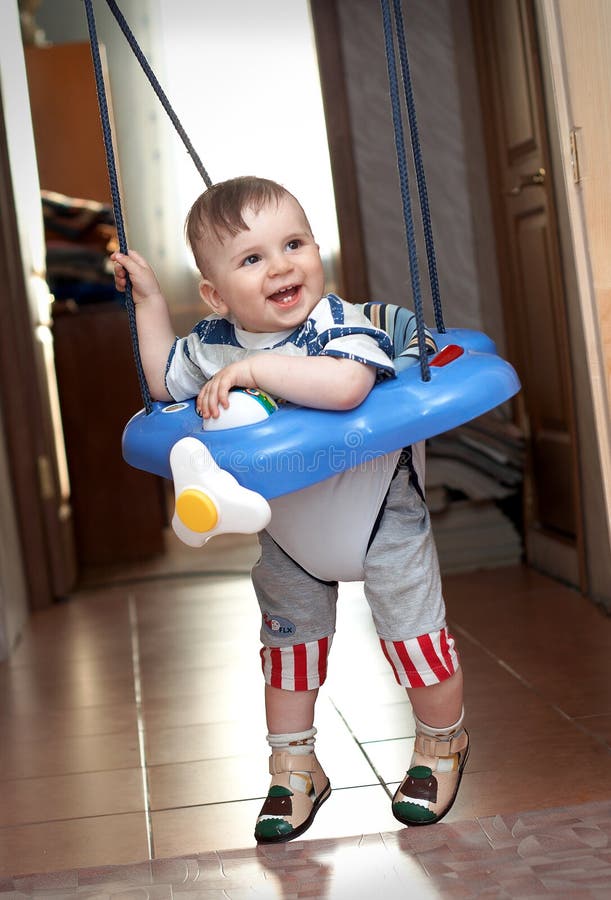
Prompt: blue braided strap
<box><xmin>380</xmin><ymin>0</ymin><xmax>431</xmax><ymax>382</ymax></box>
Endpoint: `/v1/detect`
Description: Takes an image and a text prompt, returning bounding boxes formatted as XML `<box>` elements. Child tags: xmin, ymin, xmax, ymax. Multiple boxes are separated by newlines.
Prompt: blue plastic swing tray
<box><xmin>122</xmin><ymin>328</ymin><xmax>520</xmax><ymax>500</ymax></box>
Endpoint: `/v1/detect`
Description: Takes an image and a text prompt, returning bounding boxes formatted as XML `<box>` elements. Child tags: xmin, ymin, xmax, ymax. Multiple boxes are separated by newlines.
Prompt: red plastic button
<box><xmin>430</xmin><ymin>344</ymin><xmax>464</xmax><ymax>367</ymax></box>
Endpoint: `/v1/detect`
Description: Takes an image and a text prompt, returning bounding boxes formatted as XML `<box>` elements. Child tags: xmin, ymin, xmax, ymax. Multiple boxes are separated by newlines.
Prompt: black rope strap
<box><xmin>103</xmin><ymin>0</ymin><xmax>213</xmax><ymax>188</ymax></box>
<box><xmin>84</xmin><ymin>0</ymin><xmax>153</xmax><ymax>412</ymax></box>
<box><xmin>380</xmin><ymin>0</ymin><xmax>431</xmax><ymax>381</ymax></box>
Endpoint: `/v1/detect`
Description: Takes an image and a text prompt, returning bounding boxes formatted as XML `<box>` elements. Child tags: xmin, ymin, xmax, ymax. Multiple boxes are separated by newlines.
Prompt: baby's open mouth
<box><xmin>268</xmin><ymin>285</ymin><xmax>301</xmax><ymax>304</ymax></box>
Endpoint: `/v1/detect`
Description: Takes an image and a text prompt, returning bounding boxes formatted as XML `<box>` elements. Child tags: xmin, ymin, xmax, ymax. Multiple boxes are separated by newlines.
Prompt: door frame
<box><xmin>535</xmin><ymin>0</ymin><xmax>611</xmax><ymax>607</ymax></box>
<box><xmin>0</xmin><ymin>9</ymin><xmax>77</xmax><ymax>612</ymax></box>
<box><xmin>0</xmin><ymin>85</ymin><xmax>57</xmax><ymax>608</ymax></box>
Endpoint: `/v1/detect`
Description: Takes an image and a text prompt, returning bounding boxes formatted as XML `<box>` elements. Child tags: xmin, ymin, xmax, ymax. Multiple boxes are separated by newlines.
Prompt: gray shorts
<box><xmin>251</xmin><ymin>466</ymin><xmax>446</xmax><ymax>647</ymax></box>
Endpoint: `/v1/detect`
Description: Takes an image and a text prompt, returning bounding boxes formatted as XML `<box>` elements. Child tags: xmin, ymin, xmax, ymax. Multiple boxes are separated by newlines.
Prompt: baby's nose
<box><xmin>268</xmin><ymin>252</ymin><xmax>293</xmax><ymax>276</ymax></box>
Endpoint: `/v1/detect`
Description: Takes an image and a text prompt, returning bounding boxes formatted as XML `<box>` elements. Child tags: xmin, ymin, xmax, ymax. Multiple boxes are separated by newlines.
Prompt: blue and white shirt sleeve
<box><xmin>164</xmin><ymin>315</ymin><xmax>241</xmax><ymax>401</ymax></box>
<box><xmin>310</xmin><ymin>295</ymin><xmax>396</xmax><ymax>380</ymax></box>
<box><xmin>164</xmin><ymin>335</ymin><xmax>206</xmax><ymax>401</ymax></box>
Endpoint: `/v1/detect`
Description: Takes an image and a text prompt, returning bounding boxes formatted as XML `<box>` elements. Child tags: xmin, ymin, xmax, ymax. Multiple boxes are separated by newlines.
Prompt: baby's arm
<box><xmin>112</xmin><ymin>250</ymin><xmax>175</xmax><ymax>401</ymax></box>
<box><xmin>197</xmin><ymin>354</ymin><xmax>376</xmax><ymax>419</ymax></box>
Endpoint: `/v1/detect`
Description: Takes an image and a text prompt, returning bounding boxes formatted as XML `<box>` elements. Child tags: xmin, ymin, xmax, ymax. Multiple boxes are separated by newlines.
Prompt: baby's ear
<box><xmin>199</xmin><ymin>279</ymin><xmax>228</xmax><ymax>316</ymax></box>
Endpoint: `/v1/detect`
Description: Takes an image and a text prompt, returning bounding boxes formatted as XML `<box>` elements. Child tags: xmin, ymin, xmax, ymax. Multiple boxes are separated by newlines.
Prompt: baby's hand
<box><xmin>111</xmin><ymin>249</ymin><xmax>162</xmax><ymax>304</ymax></box>
<box><xmin>197</xmin><ymin>360</ymin><xmax>259</xmax><ymax>419</ymax></box>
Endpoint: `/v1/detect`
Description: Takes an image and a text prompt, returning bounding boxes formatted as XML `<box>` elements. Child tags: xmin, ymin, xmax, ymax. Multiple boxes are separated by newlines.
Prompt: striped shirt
<box><xmin>358</xmin><ymin>302</ymin><xmax>438</xmax><ymax>363</ymax></box>
<box><xmin>165</xmin><ymin>293</ymin><xmax>396</xmax><ymax>402</ymax></box>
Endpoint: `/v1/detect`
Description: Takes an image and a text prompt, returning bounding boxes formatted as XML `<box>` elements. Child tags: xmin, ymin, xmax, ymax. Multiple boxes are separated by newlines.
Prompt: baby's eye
<box><xmin>242</xmin><ymin>254</ymin><xmax>260</xmax><ymax>267</ymax></box>
<box><xmin>286</xmin><ymin>239</ymin><xmax>301</xmax><ymax>251</ymax></box>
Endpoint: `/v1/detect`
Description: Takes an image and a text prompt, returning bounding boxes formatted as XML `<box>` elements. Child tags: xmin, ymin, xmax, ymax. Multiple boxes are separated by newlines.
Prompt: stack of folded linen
<box><xmin>425</xmin><ymin>411</ymin><xmax>525</xmax><ymax>573</ymax></box>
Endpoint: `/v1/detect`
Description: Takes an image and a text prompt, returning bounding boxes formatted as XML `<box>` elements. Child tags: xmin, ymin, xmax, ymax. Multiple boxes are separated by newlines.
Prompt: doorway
<box><xmin>311</xmin><ymin>0</ymin><xmax>585</xmax><ymax>590</ymax></box>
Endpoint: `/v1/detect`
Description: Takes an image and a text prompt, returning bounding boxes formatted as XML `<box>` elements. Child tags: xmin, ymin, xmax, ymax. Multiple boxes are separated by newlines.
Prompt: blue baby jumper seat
<box><xmin>84</xmin><ymin>0</ymin><xmax>520</xmax><ymax>578</ymax></box>
<box><xmin>122</xmin><ymin>315</ymin><xmax>515</xmax><ymax>499</ymax></box>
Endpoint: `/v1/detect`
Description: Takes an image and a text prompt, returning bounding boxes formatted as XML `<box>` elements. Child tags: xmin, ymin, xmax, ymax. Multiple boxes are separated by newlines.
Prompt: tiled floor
<box><xmin>0</xmin><ymin>532</ymin><xmax>610</xmax><ymax>896</ymax></box>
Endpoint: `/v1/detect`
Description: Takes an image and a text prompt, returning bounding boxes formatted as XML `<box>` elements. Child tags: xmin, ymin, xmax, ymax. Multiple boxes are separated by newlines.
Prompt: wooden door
<box><xmin>470</xmin><ymin>0</ymin><xmax>584</xmax><ymax>587</ymax></box>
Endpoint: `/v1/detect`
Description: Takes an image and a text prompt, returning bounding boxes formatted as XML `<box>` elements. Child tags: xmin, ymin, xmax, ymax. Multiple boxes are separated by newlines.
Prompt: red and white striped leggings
<box><xmin>255</xmin><ymin>468</ymin><xmax>460</xmax><ymax>692</ymax></box>
<box><xmin>260</xmin><ymin>627</ymin><xmax>459</xmax><ymax>691</ymax></box>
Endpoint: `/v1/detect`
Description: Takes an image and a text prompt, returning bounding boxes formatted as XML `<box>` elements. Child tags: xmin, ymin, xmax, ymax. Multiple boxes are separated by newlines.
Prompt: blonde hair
<box><xmin>185</xmin><ymin>176</ymin><xmax>310</xmax><ymax>276</ymax></box>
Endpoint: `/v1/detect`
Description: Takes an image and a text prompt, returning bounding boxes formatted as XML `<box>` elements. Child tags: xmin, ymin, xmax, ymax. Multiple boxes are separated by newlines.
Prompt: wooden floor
<box><xmin>0</xmin><ymin>533</ymin><xmax>610</xmax><ymax>895</ymax></box>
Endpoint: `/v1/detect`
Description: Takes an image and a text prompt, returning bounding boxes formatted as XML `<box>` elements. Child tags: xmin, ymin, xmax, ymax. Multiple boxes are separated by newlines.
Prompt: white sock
<box><xmin>267</xmin><ymin>728</ymin><xmax>316</xmax><ymax>793</ymax></box>
<box><xmin>415</xmin><ymin>707</ymin><xmax>465</xmax><ymax>738</ymax></box>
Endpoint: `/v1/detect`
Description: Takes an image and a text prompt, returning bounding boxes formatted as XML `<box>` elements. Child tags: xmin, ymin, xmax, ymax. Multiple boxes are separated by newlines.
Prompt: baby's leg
<box><xmin>265</xmin><ymin>684</ymin><xmax>318</xmax><ymax>733</ymax></box>
<box><xmin>379</xmin><ymin>630</ymin><xmax>469</xmax><ymax>826</ymax></box>
<box><xmin>255</xmin><ymin>648</ymin><xmax>332</xmax><ymax>845</ymax></box>
<box><xmin>406</xmin><ymin>665</ymin><xmax>463</xmax><ymax>728</ymax></box>
<box><xmin>251</xmin><ymin>532</ymin><xmax>337</xmax><ymax>843</ymax></box>
<box><xmin>363</xmin><ymin>466</ymin><xmax>469</xmax><ymax>825</ymax></box>
<box><xmin>396</xmin><ymin>669</ymin><xmax>468</xmax><ymax>826</ymax></box>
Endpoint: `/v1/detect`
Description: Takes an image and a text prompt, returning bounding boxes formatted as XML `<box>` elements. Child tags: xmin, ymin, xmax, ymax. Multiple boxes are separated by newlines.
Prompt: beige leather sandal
<box><xmin>392</xmin><ymin>728</ymin><xmax>469</xmax><ymax>826</ymax></box>
<box><xmin>255</xmin><ymin>750</ymin><xmax>331</xmax><ymax>843</ymax></box>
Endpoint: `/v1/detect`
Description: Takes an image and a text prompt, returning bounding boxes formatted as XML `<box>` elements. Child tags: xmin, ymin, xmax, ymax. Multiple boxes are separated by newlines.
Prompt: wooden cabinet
<box><xmin>25</xmin><ymin>42</ymin><xmax>114</xmax><ymax>204</ymax></box>
<box><xmin>53</xmin><ymin>301</ymin><xmax>166</xmax><ymax>567</ymax></box>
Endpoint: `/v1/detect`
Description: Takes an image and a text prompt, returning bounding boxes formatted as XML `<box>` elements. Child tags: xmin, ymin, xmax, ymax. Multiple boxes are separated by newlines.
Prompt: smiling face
<box><xmin>197</xmin><ymin>194</ymin><xmax>325</xmax><ymax>334</ymax></box>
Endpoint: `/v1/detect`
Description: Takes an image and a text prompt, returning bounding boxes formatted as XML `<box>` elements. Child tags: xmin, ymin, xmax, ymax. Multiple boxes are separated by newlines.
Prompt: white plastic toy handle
<box><xmin>169</xmin><ymin>437</ymin><xmax>271</xmax><ymax>547</ymax></box>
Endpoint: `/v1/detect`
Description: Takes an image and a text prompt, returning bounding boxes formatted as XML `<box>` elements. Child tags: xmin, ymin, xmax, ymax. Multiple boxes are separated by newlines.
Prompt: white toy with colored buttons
<box><xmin>203</xmin><ymin>387</ymin><xmax>278</xmax><ymax>431</ymax></box>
